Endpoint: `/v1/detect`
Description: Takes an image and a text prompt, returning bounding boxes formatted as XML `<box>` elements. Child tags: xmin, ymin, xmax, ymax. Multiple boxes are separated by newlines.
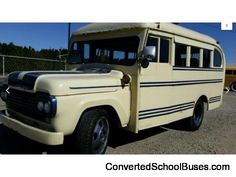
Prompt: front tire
<box><xmin>74</xmin><ymin>109</ymin><xmax>110</xmax><ymax>154</ymax></box>
<box><xmin>188</xmin><ymin>99</ymin><xmax>204</xmax><ymax>131</ymax></box>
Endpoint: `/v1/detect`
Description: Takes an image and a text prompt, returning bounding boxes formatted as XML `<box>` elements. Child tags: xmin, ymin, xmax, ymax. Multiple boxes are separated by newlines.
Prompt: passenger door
<box><xmin>139</xmin><ymin>35</ymin><xmax>173</xmax><ymax>130</ymax></box>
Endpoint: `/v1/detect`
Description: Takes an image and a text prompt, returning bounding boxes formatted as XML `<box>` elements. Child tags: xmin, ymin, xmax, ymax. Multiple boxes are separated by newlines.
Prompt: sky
<box><xmin>0</xmin><ymin>23</ymin><xmax>235</xmax><ymax>65</ymax></box>
<box><xmin>0</xmin><ymin>23</ymin><xmax>88</xmax><ymax>50</ymax></box>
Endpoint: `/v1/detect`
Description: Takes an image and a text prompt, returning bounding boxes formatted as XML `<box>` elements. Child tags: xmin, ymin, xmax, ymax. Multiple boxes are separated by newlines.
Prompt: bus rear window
<box><xmin>214</xmin><ymin>49</ymin><xmax>222</xmax><ymax>67</ymax></box>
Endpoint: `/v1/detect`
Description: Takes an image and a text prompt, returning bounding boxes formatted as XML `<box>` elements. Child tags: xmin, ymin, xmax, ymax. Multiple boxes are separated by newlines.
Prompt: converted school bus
<box><xmin>0</xmin><ymin>23</ymin><xmax>225</xmax><ymax>154</ymax></box>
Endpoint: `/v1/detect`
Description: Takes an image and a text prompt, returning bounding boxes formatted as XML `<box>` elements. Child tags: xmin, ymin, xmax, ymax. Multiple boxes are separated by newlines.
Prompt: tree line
<box><xmin>0</xmin><ymin>42</ymin><xmax>68</xmax><ymax>59</ymax></box>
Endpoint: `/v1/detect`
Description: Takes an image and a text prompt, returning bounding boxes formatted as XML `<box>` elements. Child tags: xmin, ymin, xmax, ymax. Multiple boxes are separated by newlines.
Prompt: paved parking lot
<box><xmin>0</xmin><ymin>91</ymin><xmax>235</xmax><ymax>154</ymax></box>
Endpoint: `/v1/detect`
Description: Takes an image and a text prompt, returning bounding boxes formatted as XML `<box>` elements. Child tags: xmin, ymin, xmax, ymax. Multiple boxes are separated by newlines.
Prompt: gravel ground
<box><xmin>0</xmin><ymin>91</ymin><xmax>235</xmax><ymax>154</ymax></box>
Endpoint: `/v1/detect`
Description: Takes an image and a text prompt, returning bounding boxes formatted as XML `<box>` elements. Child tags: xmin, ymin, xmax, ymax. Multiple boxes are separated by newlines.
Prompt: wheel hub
<box><xmin>92</xmin><ymin>117</ymin><xmax>109</xmax><ymax>153</ymax></box>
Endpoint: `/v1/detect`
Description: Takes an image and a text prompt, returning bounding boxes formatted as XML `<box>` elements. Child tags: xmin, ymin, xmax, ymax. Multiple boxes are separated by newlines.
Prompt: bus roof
<box><xmin>72</xmin><ymin>23</ymin><xmax>217</xmax><ymax>45</ymax></box>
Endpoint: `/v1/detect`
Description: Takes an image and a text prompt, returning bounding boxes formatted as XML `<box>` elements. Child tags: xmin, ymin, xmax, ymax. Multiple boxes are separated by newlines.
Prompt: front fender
<box><xmin>51</xmin><ymin>89</ymin><xmax>130</xmax><ymax>135</ymax></box>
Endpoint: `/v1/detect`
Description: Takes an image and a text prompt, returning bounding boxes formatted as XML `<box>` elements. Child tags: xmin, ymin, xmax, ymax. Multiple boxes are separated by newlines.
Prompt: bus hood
<box><xmin>7</xmin><ymin>70</ymin><xmax>126</xmax><ymax>95</ymax></box>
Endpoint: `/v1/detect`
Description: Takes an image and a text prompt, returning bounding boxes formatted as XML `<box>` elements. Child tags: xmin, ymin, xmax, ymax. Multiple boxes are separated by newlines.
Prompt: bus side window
<box><xmin>84</xmin><ymin>43</ymin><xmax>90</xmax><ymax>61</ymax></box>
<box><xmin>190</xmin><ymin>46</ymin><xmax>200</xmax><ymax>68</ymax></box>
<box><xmin>203</xmin><ymin>49</ymin><xmax>211</xmax><ymax>68</ymax></box>
<box><xmin>175</xmin><ymin>43</ymin><xmax>187</xmax><ymax>67</ymax></box>
<box><xmin>159</xmin><ymin>38</ymin><xmax>169</xmax><ymax>63</ymax></box>
<box><xmin>214</xmin><ymin>49</ymin><xmax>222</xmax><ymax>67</ymax></box>
<box><xmin>146</xmin><ymin>37</ymin><xmax>158</xmax><ymax>62</ymax></box>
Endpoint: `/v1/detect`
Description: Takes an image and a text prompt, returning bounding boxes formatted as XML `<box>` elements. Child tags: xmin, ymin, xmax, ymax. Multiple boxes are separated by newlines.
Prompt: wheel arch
<box><xmin>73</xmin><ymin>104</ymin><xmax>123</xmax><ymax>134</ymax></box>
<box><xmin>198</xmin><ymin>95</ymin><xmax>209</xmax><ymax>110</ymax></box>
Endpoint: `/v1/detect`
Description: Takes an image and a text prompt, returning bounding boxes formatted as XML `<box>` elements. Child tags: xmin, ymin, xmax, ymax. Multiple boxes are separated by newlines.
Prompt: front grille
<box><xmin>6</xmin><ymin>89</ymin><xmax>49</xmax><ymax>122</ymax></box>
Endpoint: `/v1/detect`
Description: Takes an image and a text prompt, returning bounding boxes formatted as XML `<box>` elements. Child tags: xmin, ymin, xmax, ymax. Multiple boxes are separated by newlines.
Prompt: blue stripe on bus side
<box><xmin>139</xmin><ymin>105</ymin><xmax>194</xmax><ymax>120</ymax></box>
<box><xmin>173</xmin><ymin>67</ymin><xmax>223</xmax><ymax>72</ymax></box>
<box><xmin>209</xmin><ymin>95</ymin><xmax>221</xmax><ymax>103</ymax></box>
<box><xmin>209</xmin><ymin>96</ymin><xmax>221</xmax><ymax>100</ymax></box>
<box><xmin>139</xmin><ymin>101</ymin><xmax>195</xmax><ymax>120</ymax></box>
<box><xmin>209</xmin><ymin>99</ymin><xmax>221</xmax><ymax>103</ymax></box>
<box><xmin>139</xmin><ymin>101</ymin><xmax>194</xmax><ymax>114</ymax></box>
<box><xmin>140</xmin><ymin>79</ymin><xmax>223</xmax><ymax>87</ymax></box>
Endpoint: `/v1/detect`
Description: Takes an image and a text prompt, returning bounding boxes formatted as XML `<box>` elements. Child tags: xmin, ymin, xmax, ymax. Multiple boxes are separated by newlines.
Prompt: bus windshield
<box><xmin>68</xmin><ymin>36</ymin><xmax>139</xmax><ymax>66</ymax></box>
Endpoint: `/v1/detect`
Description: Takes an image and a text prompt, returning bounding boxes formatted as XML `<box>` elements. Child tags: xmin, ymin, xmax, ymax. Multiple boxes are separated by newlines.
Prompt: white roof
<box><xmin>72</xmin><ymin>23</ymin><xmax>217</xmax><ymax>45</ymax></box>
<box><xmin>73</xmin><ymin>23</ymin><xmax>149</xmax><ymax>35</ymax></box>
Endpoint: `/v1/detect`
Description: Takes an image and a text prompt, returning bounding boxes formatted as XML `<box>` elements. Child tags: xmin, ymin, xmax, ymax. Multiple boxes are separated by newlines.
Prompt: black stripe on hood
<box><xmin>8</xmin><ymin>71</ymin><xmax>95</xmax><ymax>90</ymax></box>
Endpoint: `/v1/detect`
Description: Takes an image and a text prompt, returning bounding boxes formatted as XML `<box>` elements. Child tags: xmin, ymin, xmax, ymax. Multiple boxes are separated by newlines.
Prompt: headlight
<box><xmin>44</xmin><ymin>102</ymin><xmax>51</xmax><ymax>113</ymax></box>
<box><xmin>37</xmin><ymin>101</ymin><xmax>44</xmax><ymax>112</ymax></box>
<box><xmin>36</xmin><ymin>96</ymin><xmax>56</xmax><ymax>118</ymax></box>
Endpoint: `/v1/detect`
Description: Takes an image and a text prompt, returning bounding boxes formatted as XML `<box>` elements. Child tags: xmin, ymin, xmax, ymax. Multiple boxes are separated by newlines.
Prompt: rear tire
<box><xmin>230</xmin><ymin>82</ymin><xmax>236</xmax><ymax>92</ymax></box>
<box><xmin>74</xmin><ymin>109</ymin><xmax>110</xmax><ymax>154</ymax></box>
<box><xmin>188</xmin><ymin>99</ymin><xmax>204</xmax><ymax>131</ymax></box>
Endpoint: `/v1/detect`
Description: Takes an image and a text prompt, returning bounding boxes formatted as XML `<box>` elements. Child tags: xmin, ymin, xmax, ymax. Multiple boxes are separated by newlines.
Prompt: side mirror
<box><xmin>143</xmin><ymin>46</ymin><xmax>156</xmax><ymax>59</ymax></box>
<box><xmin>139</xmin><ymin>46</ymin><xmax>156</xmax><ymax>68</ymax></box>
<box><xmin>141</xmin><ymin>58</ymin><xmax>149</xmax><ymax>68</ymax></box>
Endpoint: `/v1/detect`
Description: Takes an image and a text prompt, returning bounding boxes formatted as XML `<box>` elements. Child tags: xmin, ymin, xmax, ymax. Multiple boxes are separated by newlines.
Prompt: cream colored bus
<box><xmin>0</xmin><ymin>23</ymin><xmax>225</xmax><ymax>154</ymax></box>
